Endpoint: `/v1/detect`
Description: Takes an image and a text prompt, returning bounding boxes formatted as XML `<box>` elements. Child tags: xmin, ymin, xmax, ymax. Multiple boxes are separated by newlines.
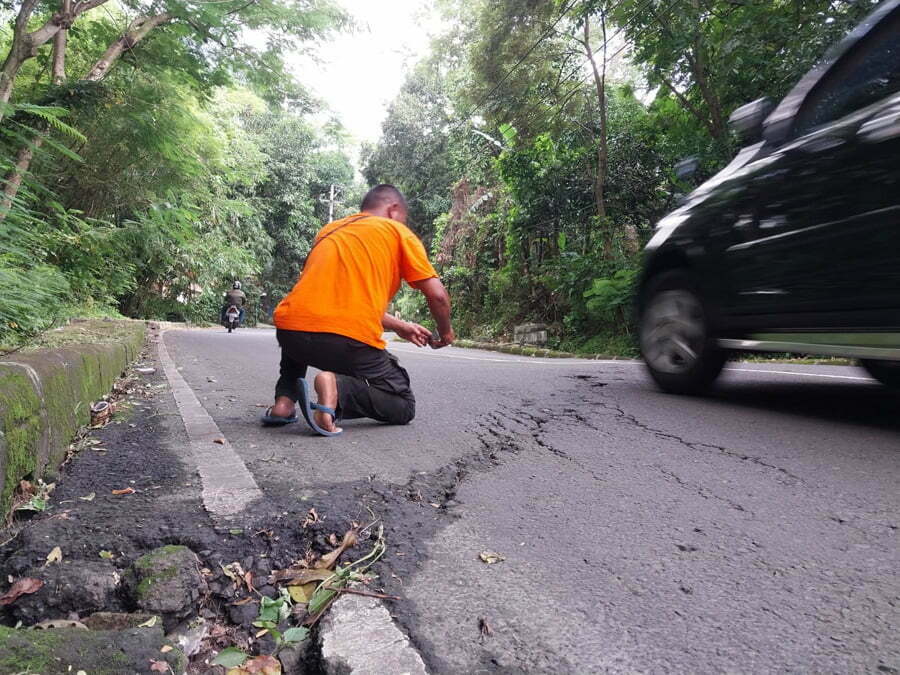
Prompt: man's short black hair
<box><xmin>361</xmin><ymin>184</ymin><xmax>407</xmax><ymax>212</ymax></box>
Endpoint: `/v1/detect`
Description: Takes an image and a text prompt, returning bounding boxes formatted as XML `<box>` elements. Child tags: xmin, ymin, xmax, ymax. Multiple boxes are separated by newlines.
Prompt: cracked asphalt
<box><xmin>164</xmin><ymin>327</ymin><xmax>899</xmax><ymax>673</ymax></box>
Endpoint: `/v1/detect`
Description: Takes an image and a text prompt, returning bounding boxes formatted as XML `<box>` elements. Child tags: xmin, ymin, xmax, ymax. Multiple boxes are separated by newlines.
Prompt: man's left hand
<box><xmin>396</xmin><ymin>321</ymin><xmax>433</xmax><ymax>347</ymax></box>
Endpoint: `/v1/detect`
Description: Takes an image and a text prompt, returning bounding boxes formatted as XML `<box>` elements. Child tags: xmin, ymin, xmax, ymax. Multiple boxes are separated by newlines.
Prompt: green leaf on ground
<box><xmin>212</xmin><ymin>647</ymin><xmax>248</xmax><ymax>668</ymax></box>
<box><xmin>282</xmin><ymin>627</ymin><xmax>309</xmax><ymax>644</ymax></box>
<box><xmin>16</xmin><ymin>497</ymin><xmax>47</xmax><ymax>512</ymax></box>
<box><xmin>307</xmin><ymin>585</ymin><xmax>338</xmax><ymax>616</ymax></box>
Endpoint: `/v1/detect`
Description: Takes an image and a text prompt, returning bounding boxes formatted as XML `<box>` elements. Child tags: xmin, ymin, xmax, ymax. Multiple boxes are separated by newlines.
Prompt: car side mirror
<box><xmin>674</xmin><ymin>157</ymin><xmax>699</xmax><ymax>181</ymax></box>
<box><xmin>729</xmin><ymin>98</ymin><xmax>775</xmax><ymax>145</ymax></box>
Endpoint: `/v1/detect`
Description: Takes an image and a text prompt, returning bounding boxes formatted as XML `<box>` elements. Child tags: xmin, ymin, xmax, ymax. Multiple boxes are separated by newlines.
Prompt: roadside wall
<box><xmin>0</xmin><ymin>321</ymin><xmax>146</xmax><ymax>514</ymax></box>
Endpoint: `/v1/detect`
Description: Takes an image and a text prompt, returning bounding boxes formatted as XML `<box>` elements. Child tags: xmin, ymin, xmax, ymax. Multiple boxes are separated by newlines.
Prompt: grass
<box><xmin>13</xmin><ymin>318</ymin><xmax>146</xmax><ymax>353</ymax></box>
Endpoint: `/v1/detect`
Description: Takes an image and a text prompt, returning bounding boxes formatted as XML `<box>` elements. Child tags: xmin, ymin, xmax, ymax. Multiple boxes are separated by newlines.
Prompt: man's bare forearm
<box><xmin>425</xmin><ymin>292</ymin><xmax>452</xmax><ymax>337</ymax></box>
<box><xmin>411</xmin><ymin>277</ymin><xmax>453</xmax><ymax>340</ymax></box>
<box><xmin>382</xmin><ymin>313</ymin><xmax>406</xmax><ymax>332</ymax></box>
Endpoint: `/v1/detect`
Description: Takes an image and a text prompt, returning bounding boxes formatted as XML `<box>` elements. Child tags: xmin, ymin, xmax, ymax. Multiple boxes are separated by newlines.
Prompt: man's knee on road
<box><xmin>384</xmin><ymin>397</ymin><xmax>415</xmax><ymax>425</ymax></box>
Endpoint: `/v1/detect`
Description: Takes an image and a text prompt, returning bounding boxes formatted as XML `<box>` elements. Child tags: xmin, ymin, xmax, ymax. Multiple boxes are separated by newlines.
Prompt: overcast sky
<box><xmin>288</xmin><ymin>0</ymin><xmax>443</xmax><ymax>152</ymax></box>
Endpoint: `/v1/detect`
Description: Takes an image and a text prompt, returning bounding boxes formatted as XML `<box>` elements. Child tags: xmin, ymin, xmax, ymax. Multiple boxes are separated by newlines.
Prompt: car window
<box><xmin>794</xmin><ymin>12</ymin><xmax>900</xmax><ymax>136</ymax></box>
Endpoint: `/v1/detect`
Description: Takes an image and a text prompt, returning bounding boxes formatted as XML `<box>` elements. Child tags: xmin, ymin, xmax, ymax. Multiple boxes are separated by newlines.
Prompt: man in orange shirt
<box><xmin>262</xmin><ymin>184</ymin><xmax>454</xmax><ymax>436</ymax></box>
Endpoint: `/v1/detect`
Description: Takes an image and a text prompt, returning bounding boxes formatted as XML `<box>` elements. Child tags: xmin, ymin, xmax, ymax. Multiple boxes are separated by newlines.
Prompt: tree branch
<box><xmin>73</xmin><ymin>0</ymin><xmax>112</xmax><ymax>16</ymax></box>
<box><xmin>84</xmin><ymin>12</ymin><xmax>173</xmax><ymax>82</ymax></box>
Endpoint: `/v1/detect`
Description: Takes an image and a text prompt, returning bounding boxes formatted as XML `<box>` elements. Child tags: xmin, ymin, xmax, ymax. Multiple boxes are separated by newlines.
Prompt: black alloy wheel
<box><xmin>639</xmin><ymin>270</ymin><xmax>727</xmax><ymax>394</ymax></box>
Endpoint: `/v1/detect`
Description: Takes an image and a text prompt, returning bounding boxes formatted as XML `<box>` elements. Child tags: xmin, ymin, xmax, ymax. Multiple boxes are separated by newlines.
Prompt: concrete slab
<box><xmin>319</xmin><ymin>592</ymin><xmax>428</xmax><ymax>675</ymax></box>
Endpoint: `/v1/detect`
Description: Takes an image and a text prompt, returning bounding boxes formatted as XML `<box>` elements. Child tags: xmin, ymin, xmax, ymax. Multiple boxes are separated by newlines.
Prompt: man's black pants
<box><xmin>275</xmin><ymin>330</ymin><xmax>415</xmax><ymax>425</ymax></box>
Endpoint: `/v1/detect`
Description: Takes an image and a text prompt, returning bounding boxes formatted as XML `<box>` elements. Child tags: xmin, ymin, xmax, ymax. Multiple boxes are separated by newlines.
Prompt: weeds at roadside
<box><xmin>209</xmin><ymin>522</ymin><xmax>388</xmax><ymax>672</ymax></box>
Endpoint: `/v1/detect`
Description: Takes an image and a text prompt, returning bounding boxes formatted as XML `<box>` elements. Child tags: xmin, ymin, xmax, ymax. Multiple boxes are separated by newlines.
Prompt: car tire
<box><xmin>860</xmin><ymin>359</ymin><xmax>900</xmax><ymax>389</ymax></box>
<box><xmin>639</xmin><ymin>270</ymin><xmax>726</xmax><ymax>394</ymax></box>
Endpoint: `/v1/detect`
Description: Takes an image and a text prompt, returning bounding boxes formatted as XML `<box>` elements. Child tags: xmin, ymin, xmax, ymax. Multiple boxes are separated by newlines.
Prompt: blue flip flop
<box><xmin>297</xmin><ymin>378</ymin><xmax>342</xmax><ymax>437</ymax></box>
<box><xmin>260</xmin><ymin>407</ymin><xmax>298</xmax><ymax>427</ymax></box>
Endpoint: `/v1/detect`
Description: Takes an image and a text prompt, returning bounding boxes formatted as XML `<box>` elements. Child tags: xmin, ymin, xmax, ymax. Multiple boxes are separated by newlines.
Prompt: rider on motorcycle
<box><xmin>221</xmin><ymin>281</ymin><xmax>247</xmax><ymax>326</ymax></box>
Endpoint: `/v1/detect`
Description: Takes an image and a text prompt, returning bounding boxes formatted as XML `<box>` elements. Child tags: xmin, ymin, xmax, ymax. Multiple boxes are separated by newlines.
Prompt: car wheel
<box><xmin>860</xmin><ymin>359</ymin><xmax>900</xmax><ymax>389</ymax></box>
<box><xmin>639</xmin><ymin>270</ymin><xmax>726</xmax><ymax>394</ymax></box>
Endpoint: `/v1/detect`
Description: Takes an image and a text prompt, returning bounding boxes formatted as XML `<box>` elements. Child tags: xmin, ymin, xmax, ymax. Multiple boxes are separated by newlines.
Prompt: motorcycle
<box><xmin>223</xmin><ymin>305</ymin><xmax>241</xmax><ymax>333</ymax></box>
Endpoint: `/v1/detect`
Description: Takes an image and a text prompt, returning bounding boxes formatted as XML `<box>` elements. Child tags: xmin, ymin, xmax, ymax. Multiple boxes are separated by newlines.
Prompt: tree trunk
<box><xmin>687</xmin><ymin>0</ymin><xmax>727</xmax><ymax>142</ymax></box>
<box><xmin>0</xmin><ymin>53</ymin><xmax>26</xmax><ymax>112</ymax></box>
<box><xmin>0</xmin><ymin>139</ymin><xmax>42</xmax><ymax>214</ymax></box>
<box><xmin>687</xmin><ymin>51</ymin><xmax>727</xmax><ymax>142</ymax></box>
<box><xmin>583</xmin><ymin>20</ymin><xmax>607</xmax><ymax>221</ymax></box>
<box><xmin>51</xmin><ymin>0</ymin><xmax>72</xmax><ymax>86</ymax></box>
<box><xmin>583</xmin><ymin>12</ymin><xmax>610</xmax><ymax>256</ymax></box>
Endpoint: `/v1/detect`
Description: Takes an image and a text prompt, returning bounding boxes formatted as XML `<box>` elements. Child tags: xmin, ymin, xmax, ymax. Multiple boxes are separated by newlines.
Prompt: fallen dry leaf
<box><xmin>287</xmin><ymin>582</ymin><xmax>319</xmax><ymax>604</ymax></box>
<box><xmin>149</xmin><ymin>660</ymin><xmax>169</xmax><ymax>672</ymax></box>
<box><xmin>0</xmin><ymin>577</ymin><xmax>43</xmax><ymax>605</ymax></box>
<box><xmin>160</xmin><ymin>645</ymin><xmax>173</xmax><ymax>653</ymax></box>
<box><xmin>240</xmin><ymin>654</ymin><xmax>282</xmax><ymax>675</ymax></box>
<box><xmin>45</xmin><ymin>546</ymin><xmax>63</xmax><ymax>567</ymax></box>
<box><xmin>271</xmin><ymin>567</ymin><xmax>334</xmax><ymax>585</ymax></box>
<box><xmin>315</xmin><ymin>530</ymin><xmax>359</xmax><ymax>570</ymax></box>
<box><xmin>479</xmin><ymin>551</ymin><xmax>505</xmax><ymax>565</ymax></box>
<box><xmin>78</xmin><ymin>492</ymin><xmax>96</xmax><ymax>501</ymax></box>
<box><xmin>138</xmin><ymin>616</ymin><xmax>158</xmax><ymax>628</ymax></box>
<box><xmin>213</xmin><ymin>438</ymin><xmax>226</xmax><ymax>445</ymax></box>
<box><xmin>301</xmin><ymin>507</ymin><xmax>321</xmax><ymax>529</ymax></box>
<box><xmin>111</xmin><ymin>487</ymin><xmax>135</xmax><ymax>495</ymax></box>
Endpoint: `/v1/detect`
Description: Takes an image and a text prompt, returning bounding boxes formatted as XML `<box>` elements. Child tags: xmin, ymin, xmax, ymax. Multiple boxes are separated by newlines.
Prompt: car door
<box><xmin>722</xmin><ymin>9</ymin><xmax>900</xmax><ymax>326</ymax></box>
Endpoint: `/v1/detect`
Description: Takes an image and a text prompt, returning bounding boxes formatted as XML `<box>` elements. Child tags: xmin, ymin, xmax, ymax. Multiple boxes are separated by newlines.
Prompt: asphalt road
<box><xmin>164</xmin><ymin>327</ymin><xmax>899</xmax><ymax>674</ymax></box>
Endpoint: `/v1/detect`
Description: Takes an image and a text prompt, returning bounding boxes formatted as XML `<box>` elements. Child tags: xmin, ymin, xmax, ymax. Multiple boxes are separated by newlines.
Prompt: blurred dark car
<box><xmin>637</xmin><ymin>0</ymin><xmax>900</xmax><ymax>393</ymax></box>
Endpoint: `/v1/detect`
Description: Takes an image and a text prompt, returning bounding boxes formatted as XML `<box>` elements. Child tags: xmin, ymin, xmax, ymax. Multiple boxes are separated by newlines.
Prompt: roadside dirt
<box><xmin>0</xmin><ymin>337</ymin><xmax>552</xmax><ymax>673</ymax></box>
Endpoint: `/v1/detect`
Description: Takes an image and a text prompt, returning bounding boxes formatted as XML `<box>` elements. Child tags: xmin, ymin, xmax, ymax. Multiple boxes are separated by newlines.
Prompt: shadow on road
<box><xmin>707</xmin><ymin>380</ymin><xmax>899</xmax><ymax>433</ymax></box>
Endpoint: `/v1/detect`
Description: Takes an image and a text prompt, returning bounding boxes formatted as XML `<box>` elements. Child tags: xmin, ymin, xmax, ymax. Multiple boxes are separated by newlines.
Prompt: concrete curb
<box><xmin>319</xmin><ymin>591</ymin><xmax>429</xmax><ymax>674</ymax></box>
<box><xmin>0</xmin><ymin>320</ymin><xmax>146</xmax><ymax>515</ymax></box>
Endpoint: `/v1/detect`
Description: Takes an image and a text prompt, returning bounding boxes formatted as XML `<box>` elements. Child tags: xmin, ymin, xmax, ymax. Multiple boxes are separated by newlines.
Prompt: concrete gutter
<box><xmin>0</xmin><ymin>320</ymin><xmax>146</xmax><ymax>514</ymax></box>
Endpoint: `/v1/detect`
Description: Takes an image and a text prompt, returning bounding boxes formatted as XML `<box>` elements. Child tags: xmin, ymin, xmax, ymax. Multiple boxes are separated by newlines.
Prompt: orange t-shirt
<box><xmin>273</xmin><ymin>213</ymin><xmax>438</xmax><ymax>349</ymax></box>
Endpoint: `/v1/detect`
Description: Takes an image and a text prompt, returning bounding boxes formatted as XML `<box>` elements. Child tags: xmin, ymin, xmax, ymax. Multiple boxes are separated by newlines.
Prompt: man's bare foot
<box><xmin>270</xmin><ymin>395</ymin><xmax>296</xmax><ymax>418</ymax></box>
<box><xmin>313</xmin><ymin>372</ymin><xmax>342</xmax><ymax>433</ymax></box>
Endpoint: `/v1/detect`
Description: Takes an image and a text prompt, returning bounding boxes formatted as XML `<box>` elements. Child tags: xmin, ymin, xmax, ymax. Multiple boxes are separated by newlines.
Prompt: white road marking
<box><xmin>725</xmin><ymin>367</ymin><xmax>874</xmax><ymax>382</ymax></box>
<box><xmin>157</xmin><ymin>332</ymin><xmax>262</xmax><ymax>517</ymax></box>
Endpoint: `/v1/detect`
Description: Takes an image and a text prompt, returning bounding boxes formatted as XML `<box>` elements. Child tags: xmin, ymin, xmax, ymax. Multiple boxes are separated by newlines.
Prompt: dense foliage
<box><xmin>1</xmin><ymin>0</ymin><xmax>882</xmax><ymax>352</ymax></box>
<box><xmin>0</xmin><ymin>0</ymin><xmax>358</xmax><ymax>344</ymax></box>
<box><xmin>364</xmin><ymin>0</ymin><xmax>880</xmax><ymax>353</ymax></box>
